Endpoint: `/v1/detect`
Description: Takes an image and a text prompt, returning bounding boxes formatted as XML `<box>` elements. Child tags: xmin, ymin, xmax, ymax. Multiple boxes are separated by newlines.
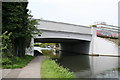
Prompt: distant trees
<box><xmin>2</xmin><ymin>2</ymin><xmax>40</xmax><ymax>57</ymax></box>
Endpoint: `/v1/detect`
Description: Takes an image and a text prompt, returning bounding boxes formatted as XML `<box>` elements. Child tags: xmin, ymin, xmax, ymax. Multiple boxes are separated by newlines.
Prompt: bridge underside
<box><xmin>34</xmin><ymin>38</ymin><xmax>87</xmax><ymax>43</ymax></box>
<box><xmin>34</xmin><ymin>38</ymin><xmax>90</xmax><ymax>55</ymax></box>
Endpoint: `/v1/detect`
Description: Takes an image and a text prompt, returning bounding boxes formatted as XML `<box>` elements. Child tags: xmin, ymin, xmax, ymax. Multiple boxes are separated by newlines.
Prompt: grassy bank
<box><xmin>2</xmin><ymin>55</ymin><xmax>34</xmax><ymax>69</ymax></box>
<box><xmin>41</xmin><ymin>59</ymin><xmax>75</xmax><ymax>78</ymax></box>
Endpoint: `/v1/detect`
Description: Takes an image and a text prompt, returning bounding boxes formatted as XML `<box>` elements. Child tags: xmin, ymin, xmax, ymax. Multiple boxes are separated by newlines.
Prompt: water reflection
<box><xmin>55</xmin><ymin>51</ymin><xmax>119</xmax><ymax>78</ymax></box>
<box><xmin>90</xmin><ymin>56</ymin><xmax>119</xmax><ymax>77</ymax></box>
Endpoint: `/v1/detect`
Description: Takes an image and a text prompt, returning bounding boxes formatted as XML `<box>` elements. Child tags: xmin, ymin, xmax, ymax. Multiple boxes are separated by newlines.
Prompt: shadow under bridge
<box><xmin>34</xmin><ymin>38</ymin><xmax>90</xmax><ymax>55</ymax></box>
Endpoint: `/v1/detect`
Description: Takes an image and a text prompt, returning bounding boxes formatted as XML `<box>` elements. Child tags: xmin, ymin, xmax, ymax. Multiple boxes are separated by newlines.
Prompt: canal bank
<box><xmin>40</xmin><ymin>59</ymin><xmax>75</xmax><ymax>78</ymax></box>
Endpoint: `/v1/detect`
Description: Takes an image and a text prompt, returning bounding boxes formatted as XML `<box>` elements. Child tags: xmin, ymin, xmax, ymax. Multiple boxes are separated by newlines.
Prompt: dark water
<box><xmin>55</xmin><ymin>51</ymin><xmax>119</xmax><ymax>78</ymax></box>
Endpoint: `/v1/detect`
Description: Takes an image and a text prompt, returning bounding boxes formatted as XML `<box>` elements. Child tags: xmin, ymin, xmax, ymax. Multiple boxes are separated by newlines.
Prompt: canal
<box><xmin>53</xmin><ymin>51</ymin><xmax>120</xmax><ymax>78</ymax></box>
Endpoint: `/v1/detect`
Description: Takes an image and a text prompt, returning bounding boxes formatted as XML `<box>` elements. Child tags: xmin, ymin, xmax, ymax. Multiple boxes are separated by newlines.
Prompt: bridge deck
<box><xmin>37</xmin><ymin>20</ymin><xmax>92</xmax><ymax>35</ymax></box>
<box><xmin>35</xmin><ymin>20</ymin><xmax>93</xmax><ymax>41</ymax></box>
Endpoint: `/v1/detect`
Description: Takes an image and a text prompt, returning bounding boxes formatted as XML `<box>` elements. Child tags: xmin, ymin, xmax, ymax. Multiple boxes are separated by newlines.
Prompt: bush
<box><xmin>34</xmin><ymin>43</ymin><xmax>41</xmax><ymax>46</ymax></box>
<box><xmin>41</xmin><ymin>50</ymin><xmax>59</xmax><ymax>59</ymax></box>
<box><xmin>42</xmin><ymin>50</ymin><xmax>53</xmax><ymax>55</ymax></box>
<box><xmin>2</xmin><ymin>58</ymin><xmax>12</xmax><ymax>65</ymax></box>
<box><xmin>2</xmin><ymin>55</ymin><xmax>34</xmax><ymax>69</ymax></box>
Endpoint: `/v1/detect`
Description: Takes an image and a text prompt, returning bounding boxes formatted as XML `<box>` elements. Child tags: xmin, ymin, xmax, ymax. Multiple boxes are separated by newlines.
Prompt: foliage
<box><xmin>0</xmin><ymin>31</ymin><xmax>14</xmax><ymax>59</ymax></box>
<box><xmin>41</xmin><ymin>50</ymin><xmax>60</xmax><ymax>59</ymax></box>
<box><xmin>0</xmin><ymin>31</ymin><xmax>12</xmax><ymax>51</ymax></box>
<box><xmin>2</xmin><ymin>57</ymin><xmax>12</xmax><ymax>65</ymax></box>
<box><xmin>39</xmin><ymin>43</ymin><xmax>59</xmax><ymax>48</ymax></box>
<box><xmin>41</xmin><ymin>59</ymin><xmax>75</xmax><ymax>78</ymax></box>
<box><xmin>0</xmin><ymin>31</ymin><xmax>34</xmax><ymax>68</ymax></box>
<box><xmin>2</xmin><ymin>2</ymin><xmax>41</xmax><ymax>57</ymax></box>
<box><xmin>34</xmin><ymin>43</ymin><xmax>41</xmax><ymax>46</ymax></box>
<box><xmin>40</xmin><ymin>43</ymin><xmax>53</xmax><ymax>48</ymax></box>
<box><xmin>2</xmin><ymin>55</ymin><xmax>34</xmax><ymax>69</ymax></box>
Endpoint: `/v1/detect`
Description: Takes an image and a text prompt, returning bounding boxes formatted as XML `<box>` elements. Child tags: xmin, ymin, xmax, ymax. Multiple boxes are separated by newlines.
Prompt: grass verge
<box><xmin>2</xmin><ymin>55</ymin><xmax>34</xmax><ymax>69</ymax></box>
<box><xmin>41</xmin><ymin>59</ymin><xmax>75</xmax><ymax>78</ymax></box>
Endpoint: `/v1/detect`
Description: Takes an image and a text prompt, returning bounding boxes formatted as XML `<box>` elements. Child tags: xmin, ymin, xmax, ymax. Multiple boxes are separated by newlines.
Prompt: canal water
<box><xmin>53</xmin><ymin>51</ymin><xmax>120</xmax><ymax>78</ymax></box>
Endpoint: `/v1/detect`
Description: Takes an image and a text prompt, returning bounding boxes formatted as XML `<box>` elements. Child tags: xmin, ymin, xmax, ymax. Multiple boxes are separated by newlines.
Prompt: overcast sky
<box><xmin>27</xmin><ymin>0</ymin><xmax>119</xmax><ymax>26</ymax></box>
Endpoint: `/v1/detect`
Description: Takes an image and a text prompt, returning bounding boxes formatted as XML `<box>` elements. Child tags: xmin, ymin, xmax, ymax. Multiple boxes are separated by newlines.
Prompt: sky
<box><xmin>27</xmin><ymin>0</ymin><xmax>119</xmax><ymax>26</ymax></box>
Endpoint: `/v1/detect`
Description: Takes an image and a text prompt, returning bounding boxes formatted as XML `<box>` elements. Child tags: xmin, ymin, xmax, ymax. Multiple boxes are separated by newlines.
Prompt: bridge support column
<box><xmin>89</xmin><ymin>26</ymin><xmax>97</xmax><ymax>55</ymax></box>
<box><xmin>60</xmin><ymin>41</ymin><xmax>90</xmax><ymax>55</ymax></box>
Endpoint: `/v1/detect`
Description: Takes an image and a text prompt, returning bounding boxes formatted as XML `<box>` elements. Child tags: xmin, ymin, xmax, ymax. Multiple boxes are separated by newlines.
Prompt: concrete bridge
<box><xmin>35</xmin><ymin>20</ymin><xmax>95</xmax><ymax>55</ymax></box>
<box><xmin>26</xmin><ymin>20</ymin><xmax>118</xmax><ymax>56</ymax></box>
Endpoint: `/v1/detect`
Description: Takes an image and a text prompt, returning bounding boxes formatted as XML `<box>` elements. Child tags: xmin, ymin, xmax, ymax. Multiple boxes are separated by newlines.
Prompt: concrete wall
<box><xmin>93</xmin><ymin>37</ymin><xmax>118</xmax><ymax>56</ymax></box>
<box><xmin>89</xmin><ymin>27</ymin><xmax>118</xmax><ymax>56</ymax></box>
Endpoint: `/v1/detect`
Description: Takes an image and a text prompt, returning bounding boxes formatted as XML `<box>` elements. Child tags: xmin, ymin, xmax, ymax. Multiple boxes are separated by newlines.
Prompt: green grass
<box><xmin>2</xmin><ymin>55</ymin><xmax>34</xmax><ymax>69</ymax></box>
<box><xmin>41</xmin><ymin>59</ymin><xmax>75</xmax><ymax>78</ymax></box>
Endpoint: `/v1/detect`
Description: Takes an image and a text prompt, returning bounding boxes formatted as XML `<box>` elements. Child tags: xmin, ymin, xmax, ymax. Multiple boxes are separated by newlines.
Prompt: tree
<box><xmin>2</xmin><ymin>2</ymin><xmax>40</xmax><ymax>57</ymax></box>
<box><xmin>0</xmin><ymin>31</ymin><xmax>13</xmax><ymax>56</ymax></box>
